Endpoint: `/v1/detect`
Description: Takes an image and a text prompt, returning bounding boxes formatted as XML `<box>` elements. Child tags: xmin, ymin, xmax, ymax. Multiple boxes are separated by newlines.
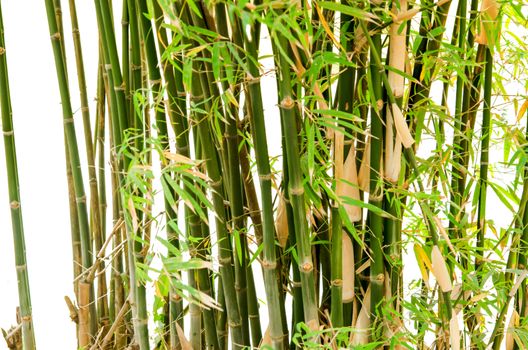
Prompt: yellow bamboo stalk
<box><xmin>78</xmin><ymin>281</ymin><xmax>90</xmax><ymax>348</ymax></box>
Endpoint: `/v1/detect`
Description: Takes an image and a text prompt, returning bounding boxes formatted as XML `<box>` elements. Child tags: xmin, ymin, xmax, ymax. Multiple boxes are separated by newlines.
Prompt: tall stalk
<box><xmin>66</xmin><ymin>0</ymin><xmax>108</xmax><ymax>326</ymax></box>
<box><xmin>365</xmin><ymin>4</ymin><xmax>385</xmax><ymax>338</ymax></box>
<box><xmin>44</xmin><ymin>0</ymin><xmax>95</xmax><ymax>345</ymax></box>
<box><xmin>273</xmin><ymin>33</ymin><xmax>319</xmax><ymax>330</ymax></box>
<box><xmin>0</xmin><ymin>4</ymin><xmax>36</xmax><ymax>349</ymax></box>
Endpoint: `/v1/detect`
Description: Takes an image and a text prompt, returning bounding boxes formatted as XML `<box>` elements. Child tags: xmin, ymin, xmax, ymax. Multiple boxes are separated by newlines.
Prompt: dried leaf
<box><xmin>414</xmin><ymin>244</ymin><xmax>431</xmax><ymax>288</ymax></box>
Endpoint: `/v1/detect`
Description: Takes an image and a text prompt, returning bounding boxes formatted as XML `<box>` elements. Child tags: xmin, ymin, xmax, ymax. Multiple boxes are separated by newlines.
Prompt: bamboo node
<box><xmin>261</xmin><ymin>258</ymin><xmax>277</xmax><ymax>269</ymax></box>
<box><xmin>50</xmin><ymin>32</ymin><xmax>61</xmax><ymax>41</ymax></box>
<box><xmin>80</xmin><ymin>106</ymin><xmax>89</xmax><ymax>113</ymax></box>
<box><xmin>63</xmin><ymin>117</ymin><xmax>74</xmax><ymax>124</ymax></box>
<box><xmin>246</xmin><ymin>73</ymin><xmax>260</xmax><ymax>85</ymax></box>
<box><xmin>76</xmin><ymin>195</ymin><xmax>87</xmax><ymax>204</ymax></box>
<box><xmin>114</xmin><ymin>83</ymin><xmax>126</xmax><ymax>92</ymax></box>
<box><xmin>331</xmin><ymin>278</ymin><xmax>343</xmax><ymax>287</ymax></box>
<box><xmin>9</xmin><ymin>201</ymin><xmax>20</xmax><ymax>209</ymax></box>
<box><xmin>259</xmin><ymin>173</ymin><xmax>273</xmax><ymax>181</ymax></box>
<box><xmin>291</xmin><ymin>280</ymin><xmax>302</xmax><ymax>287</ymax></box>
<box><xmin>300</xmin><ymin>261</ymin><xmax>314</xmax><ymax>273</ymax></box>
<box><xmin>211</xmin><ymin>178</ymin><xmax>222</xmax><ymax>188</ymax></box>
<box><xmin>3</xmin><ymin>130</ymin><xmax>14</xmax><ymax>136</ymax></box>
<box><xmin>219</xmin><ymin>256</ymin><xmax>232</xmax><ymax>265</ymax></box>
<box><xmin>104</xmin><ymin>64</ymin><xmax>112</xmax><ymax>71</ymax></box>
<box><xmin>373</xmin><ymin>273</ymin><xmax>385</xmax><ymax>282</ymax></box>
<box><xmin>150</xmin><ymin>78</ymin><xmax>162</xmax><ymax>85</ymax></box>
<box><xmin>0</xmin><ymin>47</ymin><xmax>5</xmax><ymax>55</ymax></box>
<box><xmin>135</xmin><ymin>317</ymin><xmax>149</xmax><ymax>326</ymax></box>
<box><xmin>290</xmin><ymin>186</ymin><xmax>304</xmax><ymax>196</ymax></box>
<box><xmin>280</xmin><ymin>96</ymin><xmax>295</xmax><ymax>110</ymax></box>
<box><xmin>20</xmin><ymin>315</ymin><xmax>32</xmax><ymax>322</ymax></box>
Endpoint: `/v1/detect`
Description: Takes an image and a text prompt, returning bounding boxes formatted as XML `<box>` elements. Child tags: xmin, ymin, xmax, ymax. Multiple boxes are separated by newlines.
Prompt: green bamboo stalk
<box><xmin>448</xmin><ymin>0</ymin><xmax>468</xmax><ymax>244</ymax></box>
<box><xmin>44</xmin><ymin>0</ymin><xmax>96</xmax><ymax>344</ymax></box>
<box><xmin>152</xmin><ymin>3</ymin><xmax>189</xmax><ymax>346</ymax></box>
<box><xmin>195</xmin><ymin>82</ymin><xmax>246</xmax><ymax>350</ymax></box>
<box><xmin>67</xmin><ymin>0</ymin><xmax>108</xmax><ymax>326</ymax></box>
<box><xmin>272</xmin><ymin>32</ymin><xmax>319</xmax><ymax>331</ymax></box>
<box><xmin>94</xmin><ymin>0</ymin><xmax>128</xmax><ymax>141</ymax></box>
<box><xmin>234</xmin><ymin>6</ymin><xmax>287</xmax><ymax>349</ymax></box>
<box><xmin>330</xmin><ymin>207</ymin><xmax>343</xmax><ymax>328</ymax></box>
<box><xmin>366</xmin><ymin>16</ymin><xmax>385</xmax><ymax>340</ymax></box>
<box><xmin>0</xmin><ymin>4</ymin><xmax>36</xmax><ymax>349</ymax></box>
<box><xmin>126</xmin><ymin>0</ymin><xmax>142</xmax><ymax>138</ymax></box>
<box><xmin>476</xmin><ymin>47</ymin><xmax>493</xmax><ymax>283</ymax></box>
<box><xmin>183</xmin><ymin>144</ymin><xmax>219</xmax><ymax>350</ymax></box>
<box><xmin>121</xmin><ymin>0</ymin><xmax>130</xmax><ymax>120</ymax></box>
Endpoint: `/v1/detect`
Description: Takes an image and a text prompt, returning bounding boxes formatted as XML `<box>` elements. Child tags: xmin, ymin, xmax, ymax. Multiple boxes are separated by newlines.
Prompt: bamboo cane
<box><xmin>0</xmin><ymin>4</ymin><xmax>36</xmax><ymax>348</ymax></box>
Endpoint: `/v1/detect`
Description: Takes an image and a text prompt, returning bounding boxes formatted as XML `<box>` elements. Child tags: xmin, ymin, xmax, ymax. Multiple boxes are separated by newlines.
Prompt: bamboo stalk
<box><xmin>330</xmin><ymin>207</ymin><xmax>343</xmax><ymax>327</ymax></box>
<box><xmin>188</xmin><ymin>43</ymin><xmax>246</xmax><ymax>349</ymax></box>
<box><xmin>240</xmin><ymin>8</ymin><xmax>289</xmax><ymax>349</ymax></box>
<box><xmin>44</xmin><ymin>0</ymin><xmax>97</xmax><ymax>343</ymax></box>
<box><xmin>67</xmin><ymin>0</ymin><xmax>108</xmax><ymax>326</ymax></box>
<box><xmin>0</xmin><ymin>4</ymin><xmax>36</xmax><ymax>348</ymax></box>
<box><xmin>273</xmin><ymin>32</ymin><xmax>320</xmax><ymax>332</ymax></box>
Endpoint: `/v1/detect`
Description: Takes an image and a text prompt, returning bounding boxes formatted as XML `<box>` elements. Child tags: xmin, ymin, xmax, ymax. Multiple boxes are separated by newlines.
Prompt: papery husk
<box><xmin>449</xmin><ymin>313</ymin><xmax>460</xmax><ymax>350</ymax></box>
<box><xmin>388</xmin><ymin>0</ymin><xmax>407</xmax><ymax>98</ymax></box>
<box><xmin>385</xmin><ymin>109</ymin><xmax>402</xmax><ymax>183</ymax></box>
<box><xmin>506</xmin><ymin>309</ymin><xmax>520</xmax><ymax>350</ymax></box>
<box><xmin>176</xmin><ymin>323</ymin><xmax>193</xmax><ymax>350</ymax></box>
<box><xmin>259</xmin><ymin>326</ymin><xmax>272</xmax><ymax>348</ymax></box>
<box><xmin>391</xmin><ymin>103</ymin><xmax>414</xmax><ymax>148</ymax></box>
<box><xmin>475</xmin><ymin>0</ymin><xmax>499</xmax><ymax>46</ymax></box>
<box><xmin>358</xmin><ymin>136</ymin><xmax>371</xmax><ymax>193</ymax></box>
<box><xmin>350</xmin><ymin>286</ymin><xmax>371</xmax><ymax>345</ymax></box>
<box><xmin>275</xmin><ymin>194</ymin><xmax>289</xmax><ymax>248</ymax></box>
<box><xmin>431</xmin><ymin>245</ymin><xmax>453</xmax><ymax>292</ymax></box>
<box><xmin>342</xmin><ymin>232</ymin><xmax>355</xmax><ymax>302</ymax></box>
<box><xmin>337</xmin><ymin>145</ymin><xmax>362</xmax><ymax>222</ymax></box>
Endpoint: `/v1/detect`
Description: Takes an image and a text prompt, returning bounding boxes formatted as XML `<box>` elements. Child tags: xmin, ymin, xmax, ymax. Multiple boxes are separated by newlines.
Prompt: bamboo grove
<box><xmin>0</xmin><ymin>0</ymin><xmax>527</xmax><ymax>349</ymax></box>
